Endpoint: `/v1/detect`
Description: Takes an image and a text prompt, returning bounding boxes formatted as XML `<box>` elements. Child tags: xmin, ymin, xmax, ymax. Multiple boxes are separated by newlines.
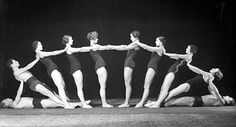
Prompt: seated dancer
<box><xmin>87</xmin><ymin>31</ymin><xmax>113</xmax><ymax>107</ymax></box>
<box><xmin>108</xmin><ymin>31</ymin><xmax>140</xmax><ymax>108</ymax></box>
<box><xmin>62</xmin><ymin>35</ymin><xmax>100</xmax><ymax>108</ymax></box>
<box><xmin>134</xmin><ymin>36</ymin><xmax>166</xmax><ymax>108</ymax></box>
<box><xmin>146</xmin><ymin>45</ymin><xmax>198</xmax><ymax>108</ymax></box>
<box><xmin>146</xmin><ymin>62</ymin><xmax>235</xmax><ymax>107</ymax></box>
<box><xmin>32</xmin><ymin>41</ymin><xmax>73</xmax><ymax>109</ymax></box>
<box><xmin>6</xmin><ymin>58</ymin><xmax>64</xmax><ymax>106</ymax></box>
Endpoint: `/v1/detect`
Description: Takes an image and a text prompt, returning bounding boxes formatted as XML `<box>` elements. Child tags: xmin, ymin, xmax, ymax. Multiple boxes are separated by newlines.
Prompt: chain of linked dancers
<box><xmin>1</xmin><ymin>31</ymin><xmax>235</xmax><ymax>109</ymax></box>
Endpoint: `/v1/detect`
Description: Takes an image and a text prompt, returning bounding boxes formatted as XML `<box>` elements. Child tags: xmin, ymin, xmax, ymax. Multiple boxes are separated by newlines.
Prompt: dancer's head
<box><xmin>32</xmin><ymin>41</ymin><xmax>43</xmax><ymax>51</ymax></box>
<box><xmin>87</xmin><ymin>31</ymin><xmax>98</xmax><ymax>44</ymax></box>
<box><xmin>1</xmin><ymin>98</ymin><xmax>13</xmax><ymax>108</ymax></box>
<box><xmin>62</xmin><ymin>35</ymin><xmax>73</xmax><ymax>45</ymax></box>
<box><xmin>210</xmin><ymin>68</ymin><xmax>223</xmax><ymax>80</ymax></box>
<box><xmin>156</xmin><ymin>36</ymin><xmax>166</xmax><ymax>47</ymax></box>
<box><xmin>223</xmin><ymin>96</ymin><xmax>235</xmax><ymax>106</ymax></box>
<box><xmin>186</xmin><ymin>45</ymin><xmax>197</xmax><ymax>54</ymax></box>
<box><xmin>130</xmin><ymin>30</ymin><xmax>140</xmax><ymax>42</ymax></box>
<box><xmin>6</xmin><ymin>59</ymin><xmax>19</xmax><ymax>69</ymax></box>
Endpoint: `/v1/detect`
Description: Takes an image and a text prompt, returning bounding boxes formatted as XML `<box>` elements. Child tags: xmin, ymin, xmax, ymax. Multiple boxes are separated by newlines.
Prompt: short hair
<box><xmin>62</xmin><ymin>35</ymin><xmax>72</xmax><ymax>45</ymax></box>
<box><xmin>87</xmin><ymin>31</ymin><xmax>98</xmax><ymax>41</ymax></box>
<box><xmin>32</xmin><ymin>41</ymin><xmax>40</xmax><ymax>51</ymax></box>
<box><xmin>189</xmin><ymin>44</ymin><xmax>198</xmax><ymax>54</ymax></box>
<box><xmin>214</xmin><ymin>68</ymin><xmax>223</xmax><ymax>80</ymax></box>
<box><xmin>157</xmin><ymin>36</ymin><xmax>166</xmax><ymax>48</ymax></box>
<box><xmin>6</xmin><ymin>59</ymin><xmax>14</xmax><ymax>69</ymax></box>
<box><xmin>130</xmin><ymin>30</ymin><xmax>140</xmax><ymax>39</ymax></box>
<box><xmin>224</xmin><ymin>97</ymin><xmax>235</xmax><ymax>106</ymax></box>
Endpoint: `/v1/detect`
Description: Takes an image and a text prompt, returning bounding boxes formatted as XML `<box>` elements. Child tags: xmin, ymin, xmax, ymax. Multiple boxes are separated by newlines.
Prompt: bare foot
<box><xmin>135</xmin><ymin>102</ymin><xmax>143</xmax><ymax>108</ymax></box>
<box><xmin>149</xmin><ymin>104</ymin><xmax>160</xmax><ymax>108</ymax></box>
<box><xmin>81</xmin><ymin>104</ymin><xmax>92</xmax><ymax>108</ymax></box>
<box><xmin>118</xmin><ymin>103</ymin><xmax>130</xmax><ymax>108</ymax></box>
<box><xmin>144</xmin><ymin>101</ymin><xmax>156</xmax><ymax>107</ymax></box>
<box><xmin>64</xmin><ymin>105</ymin><xmax>74</xmax><ymax>109</ymax></box>
<box><xmin>102</xmin><ymin>103</ymin><xmax>113</xmax><ymax>108</ymax></box>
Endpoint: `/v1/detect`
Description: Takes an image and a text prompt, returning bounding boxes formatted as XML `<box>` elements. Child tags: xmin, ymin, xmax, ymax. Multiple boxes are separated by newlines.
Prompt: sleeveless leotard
<box><xmin>90</xmin><ymin>50</ymin><xmax>105</xmax><ymax>71</ymax></box>
<box><xmin>66</xmin><ymin>54</ymin><xmax>82</xmax><ymax>74</ymax></box>
<box><xmin>147</xmin><ymin>52</ymin><xmax>162</xmax><ymax>71</ymax></box>
<box><xmin>40</xmin><ymin>57</ymin><xmax>58</xmax><ymax>76</ymax></box>
<box><xmin>124</xmin><ymin>48</ymin><xmax>139</xmax><ymax>69</ymax></box>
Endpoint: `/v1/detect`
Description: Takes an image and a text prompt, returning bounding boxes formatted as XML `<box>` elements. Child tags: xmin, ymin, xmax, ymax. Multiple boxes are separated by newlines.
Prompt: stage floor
<box><xmin>1</xmin><ymin>99</ymin><xmax>236</xmax><ymax>127</ymax></box>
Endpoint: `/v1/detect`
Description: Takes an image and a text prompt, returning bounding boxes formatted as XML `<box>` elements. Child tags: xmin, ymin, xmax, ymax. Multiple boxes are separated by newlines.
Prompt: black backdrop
<box><xmin>0</xmin><ymin>0</ymin><xmax>235</xmax><ymax>100</ymax></box>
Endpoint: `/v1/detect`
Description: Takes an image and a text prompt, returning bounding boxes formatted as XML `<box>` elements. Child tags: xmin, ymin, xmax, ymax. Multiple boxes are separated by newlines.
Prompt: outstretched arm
<box><xmin>136</xmin><ymin>42</ymin><xmax>162</xmax><ymax>52</ymax></box>
<box><xmin>36</xmin><ymin>47</ymin><xmax>66</xmax><ymax>58</ymax></box>
<box><xmin>164</xmin><ymin>52</ymin><xmax>191</xmax><ymax>61</ymax></box>
<box><xmin>187</xmin><ymin>63</ymin><xmax>210</xmax><ymax>76</ymax></box>
<box><xmin>208</xmin><ymin>79</ymin><xmax>225</xmax><ymax>105</ymax></box>
<box><xmin>18</xmin><ymin>58</ymin><xmax>39</xmax><ymax>74</ymax></box>
<box><xmin>12</xmin><ymin>81</ymin><xmax>24</xmax><ymax>107</ymax></box>
<box><xmin>68</xmin><ymin>46</ymin><xmax>94</xmax><ymax>53</ymax></box>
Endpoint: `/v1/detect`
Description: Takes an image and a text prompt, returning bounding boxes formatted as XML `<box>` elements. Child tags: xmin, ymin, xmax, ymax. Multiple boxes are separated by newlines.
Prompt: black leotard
<box><xmin>185</xmin><ymin>75</ymin><xmax>210</xmax><ymax>96</ymax></box>
<box><xmin>32</xmin><ymin>98</ymin><xmax>43</xmax><ymax>108</ymax></box>
<box><xmin>124</xmin><ymin>48</ymin><xmax>138</xmax><ymax>69</ymax></box>
<box><xmin>26</xmin><ymin>76</ymin><xmax>54</xmax><ymax>93</ymax></box>
<box><xmin>40</xmin><ymin>57</ymin><xmax>58</xmax><ymax>76</ymax></box>
<box><xmin>66</xmin><ymin>54</ymin><xmax>82</xmax><ymax>74</ymax></box>
<box><xmin>167</xmin><ymin>58</ymin><xmax>186</xmax><ymax>75</ymax></box>
<box><xmin>90</xmin><ymin>50</ymin><xmax>105</xmax><ymax>71</ymax></box>
<box><xmin>147</xmin><ymin>52</ymin><xmax>162</xmax><ymax>71</ymax></box>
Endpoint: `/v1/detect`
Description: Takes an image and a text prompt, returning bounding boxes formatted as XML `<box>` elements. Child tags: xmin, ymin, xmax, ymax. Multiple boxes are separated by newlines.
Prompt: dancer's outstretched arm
<box><xmin>36</xmin><ymin>47</ymin><xmax>67</xmax><ymax>58</ymax></box>
<box><xmin>136</xmin><ymin>41</ymin><xmax>162</xmax><ymax>53</ymax></box>
<box><xmin>17</xmin><ymin>57</ymin><xmax>39</xmax><ymax>74</ymax></box>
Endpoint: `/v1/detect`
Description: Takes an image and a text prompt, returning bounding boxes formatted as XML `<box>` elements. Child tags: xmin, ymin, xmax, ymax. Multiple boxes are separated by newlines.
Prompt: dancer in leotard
<box><xmin>6</xmin><ymin>58</ymin><xmax>64</xmax><ymax>106</ymax></box>
<box><xmin>146</xmin><ymin>45</ymin><xmax>198</xmax><ymax>108</ymax></box>
<box><xmin>62</xmin><ymin>35</ymin><xmax>97</xmax><ymax>108</ymax></box>
<box><xmin>87</xmin><ymin>31</ymin><xmax>113</xmax><ymax>107</ymax></box>
<box><xmin>106</xmin><ymin>31</ymin><xmax>140</xmax><ymax>107</ymax></box>
<box><xmin>146</xmin><ymin>62</ymin><xmax>235</xmax><ymax>107</ymax></box>
<box><xmin>32</xmin><ymin>41</ymin><xmax>73</xmax><ymax>109</ymax></box>
<box><xmin>134</xmin><ymin>36</ymin><xmax>166</xmax><ymax>108</ymax></box>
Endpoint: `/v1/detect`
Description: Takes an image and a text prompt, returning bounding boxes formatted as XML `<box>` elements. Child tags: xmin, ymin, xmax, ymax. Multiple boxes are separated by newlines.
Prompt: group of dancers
<box><xmin>1</xmin><ymin>30</ymin><xmax>235</xmax><ymax>109</ymax></box>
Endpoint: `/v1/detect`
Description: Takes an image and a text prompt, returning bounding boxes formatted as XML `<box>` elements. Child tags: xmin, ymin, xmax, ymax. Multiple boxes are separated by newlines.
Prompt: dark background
<box><xmin>0</xmin><ymin>0</ymin><xmax>235</xmax><ymax>100</ymax></box>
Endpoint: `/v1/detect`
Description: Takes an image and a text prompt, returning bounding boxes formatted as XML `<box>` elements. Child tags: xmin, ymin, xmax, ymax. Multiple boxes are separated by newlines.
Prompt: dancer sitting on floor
<box><xmin>145</xmin><ymin>61</ymin><xmax>235</xmax><ymax>107</ymax></box>
<box><xmin>6</xmin><ymin>58</ymin><xmax>65</xmax><ymax>107</ymax></box>
<box><xmin>146</xmin><ymin>45</ymin><xmax>198</xmax><ymax>108</ymax></box>
<box><xmin>32</xmin><ymin>41</ymin><xmax>73</xmax><ymax>109</ymax></box>
<box><xmin>134</xmin><ymin>36</ymin><xmax>166</xmax><ymax>108</ymax></box>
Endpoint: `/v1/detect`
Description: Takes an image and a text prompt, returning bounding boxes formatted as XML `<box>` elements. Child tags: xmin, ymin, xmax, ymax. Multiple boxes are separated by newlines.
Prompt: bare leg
<box><xmin>73</xmin><ymin>70</ymin><xmax>92</xmax><ymax>108</ymax></box>
<box><xmin>96</xmin><ymin>67</ymin><xmax>113</xmax><ymax>108</ymax></box>
<box><xmin>41</xmin><ymin>98</ymin><xmax>65</xmax><ymax>108</ymax></box>
<box><xmin>51</xmin><ymin>70</ymin><xmax>73</xmax><ymax>109</ymax></box>
<box><xmin>164</xmin><ymin>97</ymin><xmax>194</xmax><ymax>107</ymax></box>
<box><xmin>135</xmin><ymin>68</ymin><xmax>156</xmax><ymax>108</ymax></box>
<box><xmin>150</xmin><ymin>72</ymin><xmax>175</xmax><ymax>108</ymax></box>
<box><xmin>164</xmin><ymin>83</ymin><xmax>190</xmax><ymax>102</ymax></box>
<box><xmin>35</xmin><ymin>84</ymin><xmax>64</xmax><ymax>105</ymax></box>
<box><xmin>119</xmin><ymin>67</ymin><xmax>133</xmax><ymax>108</ymax></box>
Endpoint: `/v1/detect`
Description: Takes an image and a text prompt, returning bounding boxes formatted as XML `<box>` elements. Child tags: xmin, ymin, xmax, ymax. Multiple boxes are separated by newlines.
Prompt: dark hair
<box><xmin>32</xmin><ymin>41</ymin><xmax>40</xmax><ymax>51</ymax></box>
<box><xmin>130</xmin><ymin>30</ymin><xmax>140</xmax><ymax>39</ymax></box>
<box><xmin>6</xmin><ymin>59</ymin><xmax>14</xmax><ymax>69</ymax></box>
<box><xmin>87</xmin><ymin>31</ymin><xmax>98</xmax><ymax>41</ymax></box>
<box><xmin>157</xmin><ymin>36</ymin><xmax>166</xmax><ymax>48</ymax></box>
<box><xmin>213</xmin><ymin>69</ymin><xmax>223</xmax><ymax>80</ymax></box>
<box><xmin>189</xmin><ymin>45</ymin><xmax>198</xmax><ymax>54</ymax></box>
<box><xmin>62</xmin><ymin>35</ymin><xmax>72</xmax><ymax>45</ymax></box>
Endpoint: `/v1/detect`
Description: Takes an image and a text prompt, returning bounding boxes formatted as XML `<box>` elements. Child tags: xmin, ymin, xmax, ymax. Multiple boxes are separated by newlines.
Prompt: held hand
<box><xmin>185</xmin><ymin>55</ymin><xmax>192</xmax><ymax>63</ymax></box>
<box><xmin>92</xmin><ymin>45</ymin><xmax>100</xmax><ymax>51</ymax></box>
<box><xmin>35</xmin><ymin>54</ymin><xmax>40</xmax><ymax>59</ymax></box>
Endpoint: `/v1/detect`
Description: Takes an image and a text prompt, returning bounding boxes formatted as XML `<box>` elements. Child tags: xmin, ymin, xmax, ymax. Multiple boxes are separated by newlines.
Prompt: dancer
<box><xmin>147</xmin><ymin>45</ymin><xmax>198</xmax><ymax>108</ymax></box>
<box><xmin>107</xmin><ymin>31</ymin><xmax>140</xmax><ymax>108</ymax></box>
<box><xmin>146</xmin><ymin>62</ymin><xmax>235</xmax><ymax>107</ymax></box>
<box><xmin>32</xmin><ymin>41</ymin><xmax>73</xmax><ymax>109</ymax></box>
<box><xmin>6</xmin><ymin>58</ymin><xmax>64</xmax><ymax>106</ymax></box>
<box><xmin>87</xmin><ymin>31</ymin><xmax>113</xmax><ymax>107</ymax></box>
<box><xmin>134</xmin><ymin>36</ymin><xmax>166</xmax><ymax>108</ymax></box>
<box><xmin>62</xmin><ymin>35</ymin><xmax>95</xmax><ymax>108</ymax></box>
